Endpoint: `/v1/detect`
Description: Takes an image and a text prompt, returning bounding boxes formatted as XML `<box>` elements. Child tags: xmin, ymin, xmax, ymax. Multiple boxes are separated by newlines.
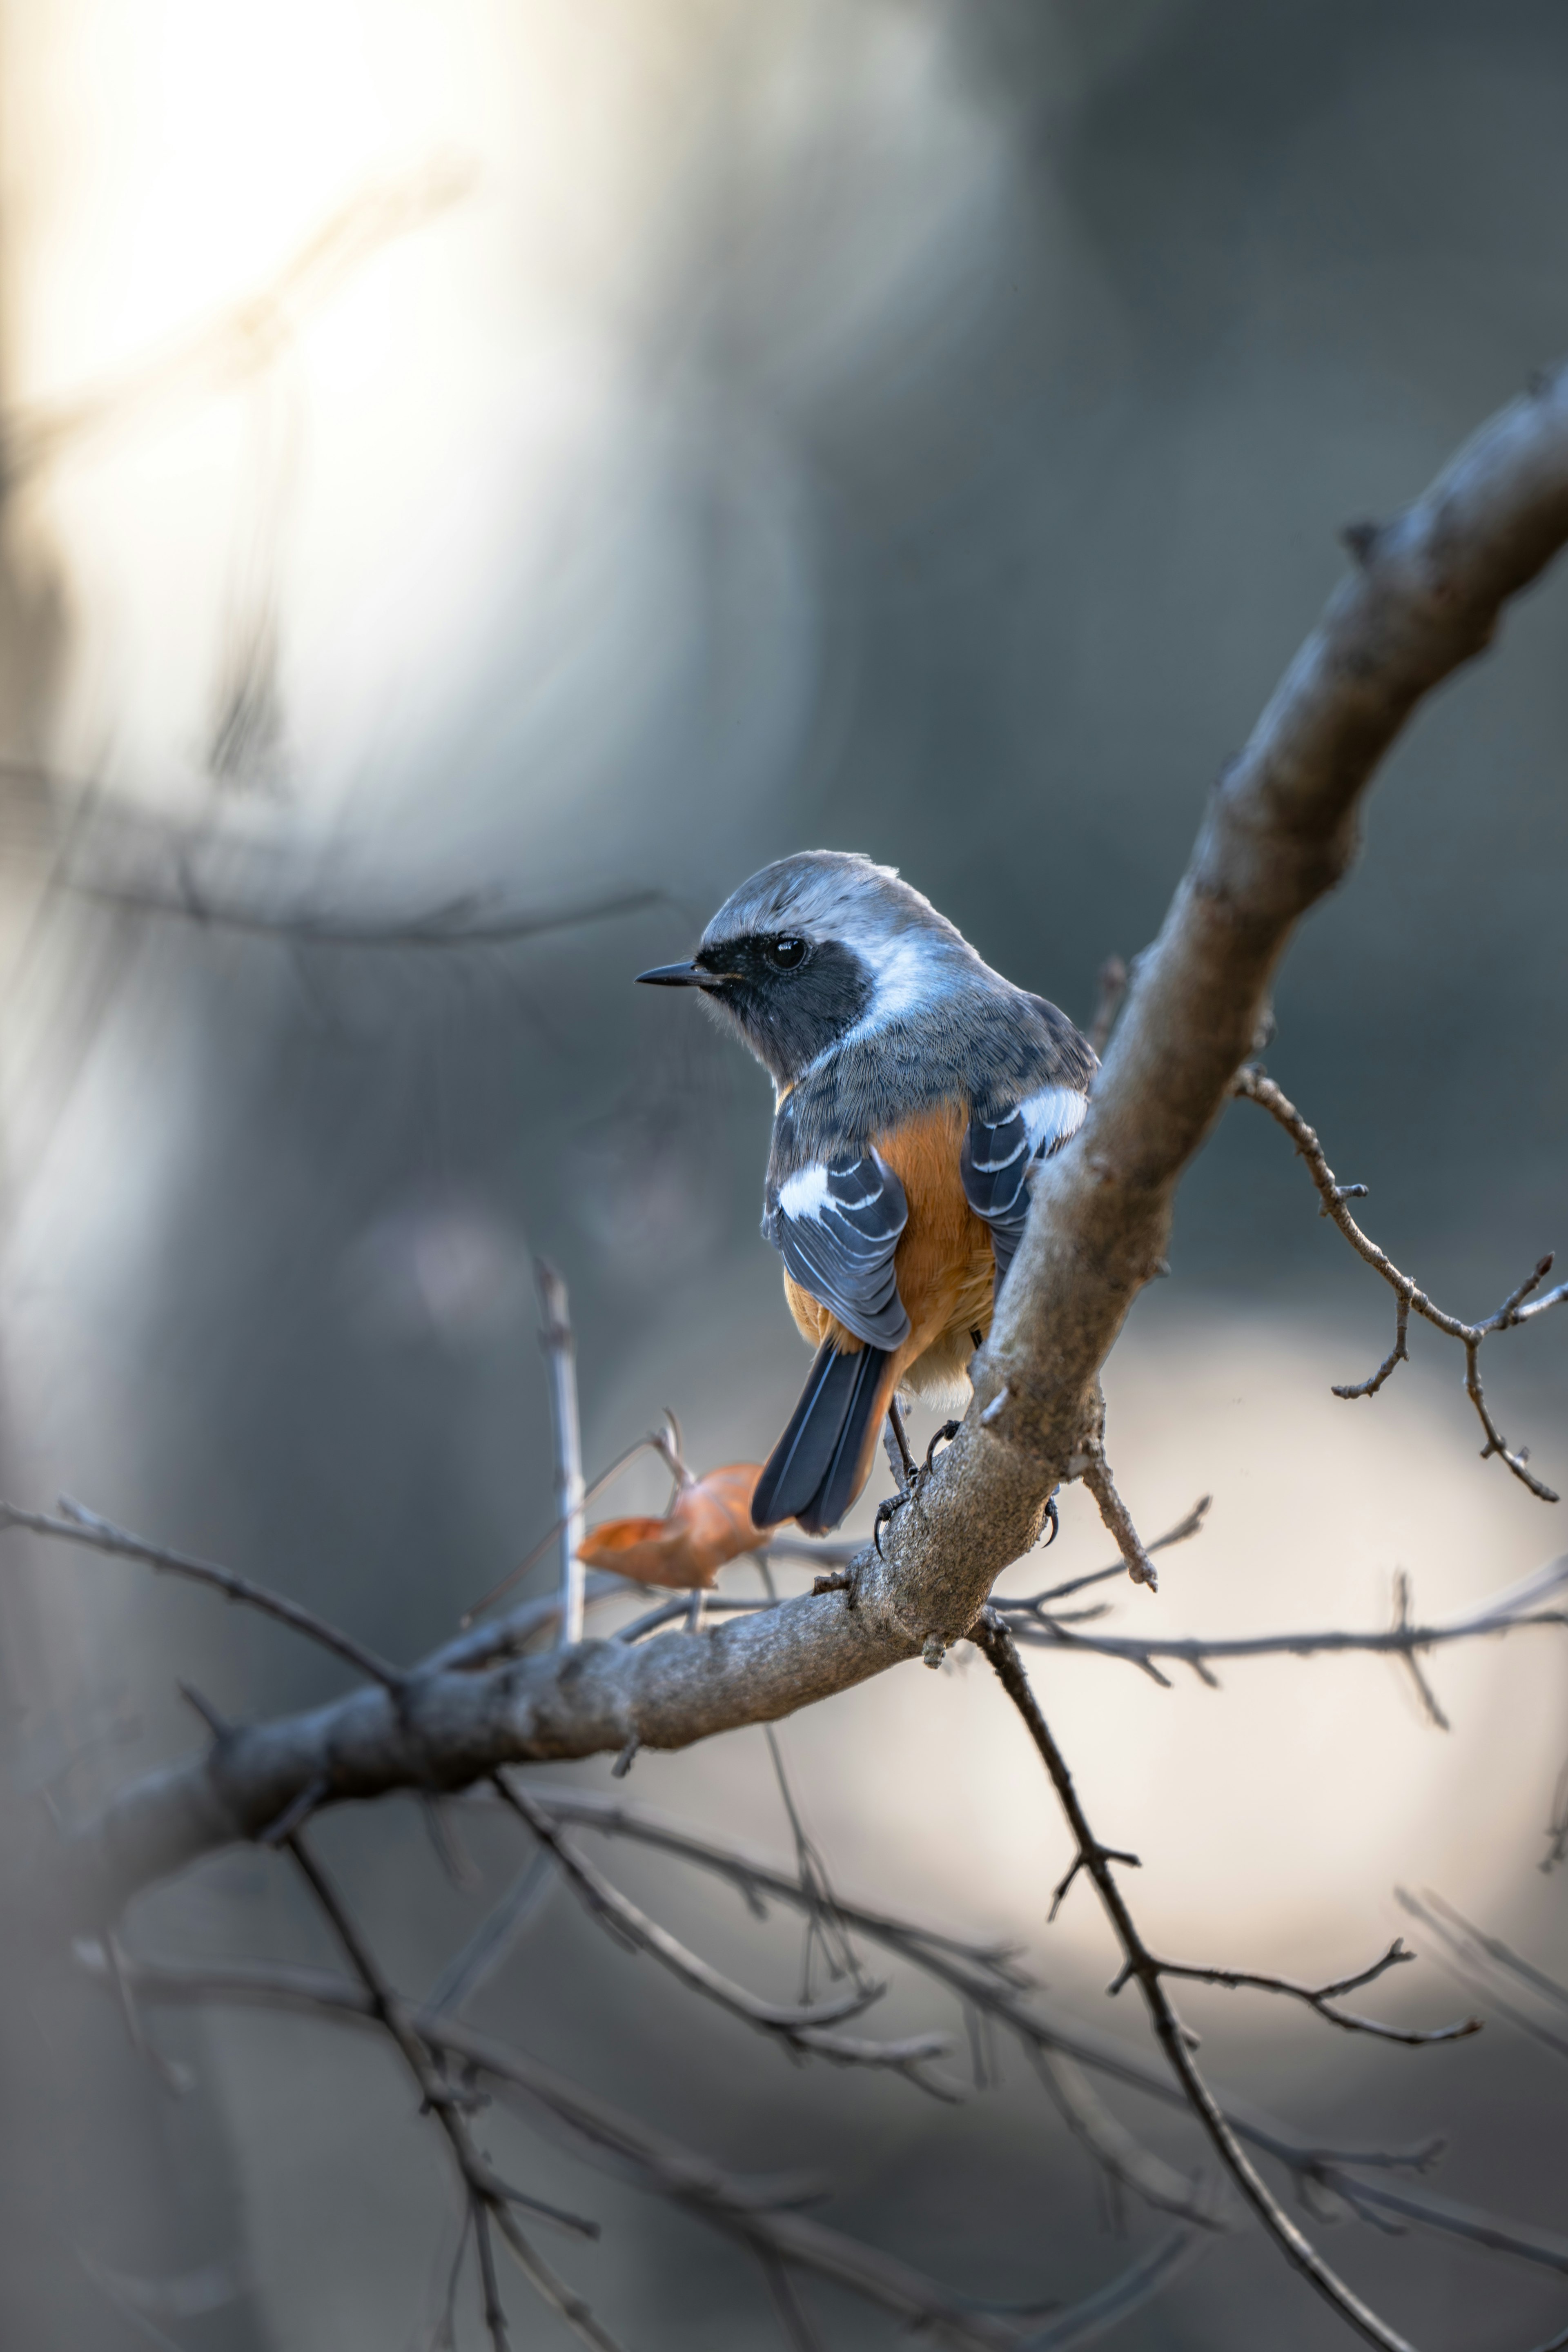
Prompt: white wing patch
<box><xmin>777</xmin><ymin>1163</ymin><xmax>833</xmax><ymax>1221</ymax></box>
<box><xmin>764</xmin><ymin>1150</ymin><xmax>911</xmax><ymax>1348</ymax></box>
<box><xmin>961</xmin><ymin>1082</ymin><xmax>1091</xmax><ymax>1299</ymax></box>
<box><xmin>1021</xmin><ymin>1085</ymin><xmax>1087</xmax><ymax>1157</ymax></box>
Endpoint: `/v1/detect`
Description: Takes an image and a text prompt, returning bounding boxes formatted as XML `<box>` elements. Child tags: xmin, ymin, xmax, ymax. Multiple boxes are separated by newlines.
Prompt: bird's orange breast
<box><xmin>782</xmin><ymin>1101</ymin><xmax>996</xmax><ymax>1376</ymax></box>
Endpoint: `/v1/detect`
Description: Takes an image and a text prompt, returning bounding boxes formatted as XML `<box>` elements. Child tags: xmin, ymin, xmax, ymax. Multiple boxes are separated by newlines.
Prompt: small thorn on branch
<box><xmin>177</xmin><ymin>1681</ymin><xmax>232</xmax><ymax>1739</ymax></box>
<box><xmin>258</xmin><ymin>1776</ymin><xmax>331</xmax><ymax>1848</ymax></box>
<box><xmin>1051</xmin><ymin>1844</ymin><xmax>1141</xmax><ymax>1924</ymax></box>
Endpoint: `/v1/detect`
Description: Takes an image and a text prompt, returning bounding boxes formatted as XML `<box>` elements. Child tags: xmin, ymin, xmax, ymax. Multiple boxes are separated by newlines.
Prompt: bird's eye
<box><xmin>768</xmin><ymin>935</ymin><xmax>808</xmax><ymax>971</ymax></box>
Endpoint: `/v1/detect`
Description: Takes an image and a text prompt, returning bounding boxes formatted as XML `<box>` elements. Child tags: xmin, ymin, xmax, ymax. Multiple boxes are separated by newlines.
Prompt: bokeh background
<box><xmin>2</xmin><ymin>1</ymin><xmax>1567</xmax><ymax>2345</ymax></box>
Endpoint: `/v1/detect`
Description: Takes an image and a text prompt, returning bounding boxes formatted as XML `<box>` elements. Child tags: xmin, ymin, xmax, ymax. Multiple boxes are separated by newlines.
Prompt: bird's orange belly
<box><xmin>781</xmin><ymin>1102</ymin><xmax>995</xmax><ymax>1396</ymax></box>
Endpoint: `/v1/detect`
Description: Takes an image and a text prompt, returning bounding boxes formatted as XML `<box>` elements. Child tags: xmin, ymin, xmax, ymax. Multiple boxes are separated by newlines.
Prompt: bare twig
<box><xmin>284</xmin><ymin>1831</ymin><xmax>621</xmax><ymax>2352</ymax></box>
<box><xmin>1390</xmin><ymin>1570</ymin><xmax>1450</xmax><ymax>1729</ymax></box>
<box><xmin>1544</xmin><ymin>1757</ymin><xmax>1568</xmax><ymax>1875</ymax></box>
<box><xmin>1020</xmin><ymin>2230</ymin><xmax>1203</xmax><ymax>2349</ymax></box>
<box><xmin>457</xmin><ymin>1424</ymin><xmax>687</xmax><ymax>1631</ymax></box>
<box><xmin>763</xmin><ymin>1724</ymin><xmax>871</xmax><ymax>2007</ymax></box>
<box><xmin>492</xmin><ymin>1788</ymin><xmax>1568</xmax><ymax>2268</ymax></box>
<box><xmin>0</xmin><ymin>1496</ymin><xmax>402</xmax><ymax>1690</ymax></box>
<box><xmin>1114</xmin><ymin>1938</ymin><xmax>1478</xmax><ymax>2047</ymax></box>
<box><xmin>972</xmin><ymin>1613</ymin><xmax>1423</xmax><ymax>2352</ymax></box>
<box><xmin>998</xmin><ymin>1556</ymin><xmax>1568</xmax><ymax>1698</ymax></box>
<box><xmin>757</xmin><ymin>2250</ymin><xmax>829</xmax><ymax>2352</ymax></box>
<box><xmin>1076</xmin><ymin>1443</ymin><xmax>1159</xmax><ymax>1590</ymax></box>
<box><xmin>65</xmin><ymin>875</ymin><xmax>667</xmax><ymax>954</ymax></box>
<box><xmin>492</xmin><ymin>1775</ymin><xmax>953</xmax><ymax>2083</ymax></box>
<box><xmin>91</xmin><ymin>1946</ymin><xmax>1203</xmax><ymax>2351</ymax></box>
<box><xmin>535</xmin><ymin>1264</ymin><xmax>587</xmax><ymax>1648</ymax></box>
<box><xmin>1233</xmin><ymin>1067</ymin><xmax>1568</xmax><ymax>1500</ymax></box>
<box><xmin>1394</xmin><ymin>1891</ymin><xmax>1568</xmax><ymax>2061</ymax></box>
<box><xmin>436</xmin><ymin>1574</ymin><xmax>628</xmax><ymax>1670</ymax></box>
<box><xmin>0</xmin><ymin>164</ymin><xmax>474</xmax><ymax>481</ymax></box>
<box><xmin>425</xmin><ymin>1853</ymin><xmax>557</xmax><ymax>2016</ymax></box>
<box><xmin>1010</xmin><ymin>1497</ymin><xmax>1212</xmax><ymax>1614</ymax></box>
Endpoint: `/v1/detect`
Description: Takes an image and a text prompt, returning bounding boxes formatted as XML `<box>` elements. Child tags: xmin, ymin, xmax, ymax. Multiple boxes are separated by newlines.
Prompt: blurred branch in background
<box><xmin>0</xmin><ymin>163</ymin><xmax>475</xmax><ymax>491</ymax></box>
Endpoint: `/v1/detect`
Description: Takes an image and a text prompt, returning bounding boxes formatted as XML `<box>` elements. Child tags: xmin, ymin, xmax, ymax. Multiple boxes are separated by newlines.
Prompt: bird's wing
<box><xmin>763</xmin><ymin>1151</ymin><xmax>911</xmax><ymax>1348</ymax></box>
<box><xmin>961</xmin><ymin>1083</ymin><xmax>1088</xmax><ymax>1294</ymax></box>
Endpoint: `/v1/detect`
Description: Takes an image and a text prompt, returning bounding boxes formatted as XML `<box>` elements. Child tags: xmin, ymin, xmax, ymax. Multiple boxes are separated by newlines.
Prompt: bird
<box><xmin>637</xmin><ymin>852</ymin><xmax>1096</xmax><ymax>1536</ymax></box>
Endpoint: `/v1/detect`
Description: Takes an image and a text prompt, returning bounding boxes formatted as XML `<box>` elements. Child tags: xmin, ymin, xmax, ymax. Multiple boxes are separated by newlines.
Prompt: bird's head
<box><xmin>636</xmin><ymin>851</ymin><xmax>977</xmax><ymax>1086</ymax></box>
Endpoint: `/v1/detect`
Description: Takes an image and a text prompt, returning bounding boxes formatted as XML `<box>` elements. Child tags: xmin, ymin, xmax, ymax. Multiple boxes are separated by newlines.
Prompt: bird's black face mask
<box><xmin>691</xmin><ymin>932</ymin><xmax>874</xmax><ymax>1085</ymax></box>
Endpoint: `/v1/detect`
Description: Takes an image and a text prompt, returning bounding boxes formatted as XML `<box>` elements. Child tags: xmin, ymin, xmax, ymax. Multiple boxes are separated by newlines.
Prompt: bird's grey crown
<box><xmin>701</xmin><ymin>851</ymin><xmax>970</xmax><ymax>962</ymax></box>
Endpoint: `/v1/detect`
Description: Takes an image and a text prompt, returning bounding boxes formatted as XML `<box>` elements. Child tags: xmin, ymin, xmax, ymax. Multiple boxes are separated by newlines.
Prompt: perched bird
<box><xmin>637</xmin><ymin>853</ymin><xmax>1096</xmax><ymax>1535</ymax></box>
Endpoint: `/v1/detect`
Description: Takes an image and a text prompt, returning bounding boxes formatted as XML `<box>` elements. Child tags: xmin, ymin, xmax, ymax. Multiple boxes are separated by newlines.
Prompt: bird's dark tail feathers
<box><xmin>752</xmin><ymin>1339</ymin><xmax>894</xmax><ymax>1536</ymax></box>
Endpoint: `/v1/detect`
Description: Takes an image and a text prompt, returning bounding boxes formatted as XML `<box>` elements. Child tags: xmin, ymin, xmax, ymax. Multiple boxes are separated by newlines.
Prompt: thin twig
<box><xmin>763</xmin><ymin>1724</ymin><xmax>871</xmax><ymax>2006</ymax></box>
<box><xmin>1076</xmin><ymin>1446</ymin><xmax>1159</xmax><ymax>1590</ymax></box>
<box><xmin>1234</xmin><ymin>1067</ymin><xmax>1567</xmax><ymax>1500</ymax></box>
<box><xmin>1011</xmin><ymin>1498</ymin><xmax>1212</xmax><ymax>1613</ymax></box>
<box><xmin>65</xmin><ymin>875</ymin><xmax>669</xmax><ymax>953</ymax></box>
<box><xmin>492</xmin><ymin>1775</ymin><xmax>951</xmax><ymax>2082</ymax></box>
<box><xmin>0</xmin><ymin>1496</ymin><xmax>403</xmax><ymax>1689</ymax></box>
<box><xmin>1114</xmin><ymin>1937</ymin><xmax>1478</xmax><ymax>2047</ymax></box>
<box><xmin>998</xmin><ymin>1555</ymin><xmax>1568</xmax><ymax>1689</ymax></box>
<box><xmin>1395</xmin><ymin>1891</ymin><xmax>1568</xmax><ymax>2056</ymax></box>
<box><xmin>493</xmin><ymin>1790</ymin><xmax>1550</xmax><ymax>2253</ymax></box>
<box><xmin>456</xmin><ymin>1427</ymin><xmax>686</xmax><ymax>1629</ymax></box>
<box><xmin>284</xmin><ymin>1830</ymin><xmax>621</xmax><ymax>2352</ymax></box>
<box><xmin>758</xmin><ymin>2250</ymin><xmax>829</xmax><ymax>2352</ymax></box>
<box><xmin>425</xmin><ymin>1853</ymin><xmax>557</xmax><ymax>2016</ymax></box>
<box><xmin>1544</xmin><ymin>1757</ymin><xmax>1568</xmax><ymax>1875</ymax></box>
<box><xmin>535</xmin><ymin>1264</ymin><xmax>587</xmax><ymax>1648</ymax></box>
<box><xmin>972</xmin><ymin>1612</ymin><xmax>1422</xmax><ymax>2352</ymax></box>
<box><xmin>89</xmin><ymin>1944</ymin><xmax>1206</xmax><ymax>2351</ymax></box>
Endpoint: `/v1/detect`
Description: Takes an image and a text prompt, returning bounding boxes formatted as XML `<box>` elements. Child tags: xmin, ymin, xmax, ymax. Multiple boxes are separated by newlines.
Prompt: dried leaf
<box><xmin>577</xmin><ymin>1464</ymin><xmax>778</xmax><ymax>1588</ymax></box>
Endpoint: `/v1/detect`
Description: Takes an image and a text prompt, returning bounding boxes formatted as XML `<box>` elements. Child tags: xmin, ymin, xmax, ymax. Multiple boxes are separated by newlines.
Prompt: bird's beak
<box><xmin>636</xmin><ymin>960</ymin><xmax>724</xmax><ymax>987</ymax></box>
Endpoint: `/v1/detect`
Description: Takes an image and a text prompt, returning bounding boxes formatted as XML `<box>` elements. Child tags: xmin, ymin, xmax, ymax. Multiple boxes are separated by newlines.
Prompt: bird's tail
<box><xmin>752</xmin><ymin>1339</ymin><xmax>896</xmax><ymax>1536</ymax></box>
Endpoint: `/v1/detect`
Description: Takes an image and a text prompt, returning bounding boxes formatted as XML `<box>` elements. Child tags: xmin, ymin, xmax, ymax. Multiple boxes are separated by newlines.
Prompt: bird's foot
<box><xmin>873</xmin><ymin>1421</ymin><xmax>962</xmax><ymax>1556</ymax></box>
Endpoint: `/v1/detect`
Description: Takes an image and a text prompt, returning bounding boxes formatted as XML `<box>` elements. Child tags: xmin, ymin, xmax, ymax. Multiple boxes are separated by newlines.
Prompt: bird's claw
<box><xmin>874</xmin><ymin>1422</ymin><xmax>963</xmax><ymax>1556</ymax></box>
<box><xmin>923</xmin><ymin>1419</ymin><xmax>961</xmax><ymax>1475</ymax></box>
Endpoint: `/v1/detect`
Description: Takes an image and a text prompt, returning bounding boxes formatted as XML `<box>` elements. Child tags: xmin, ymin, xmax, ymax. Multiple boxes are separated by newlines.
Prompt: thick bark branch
<box><xmin>51</xmin><ymin>362</ymin><xmax>1568</xmax><ymax>1919</ymax></box>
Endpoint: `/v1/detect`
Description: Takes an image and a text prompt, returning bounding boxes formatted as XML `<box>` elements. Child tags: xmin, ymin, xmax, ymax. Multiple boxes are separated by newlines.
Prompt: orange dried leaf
<box><xmin>577</xmin><ymin>1463</ymin><xmax>780</xmax><ymax>1589</ymax></box>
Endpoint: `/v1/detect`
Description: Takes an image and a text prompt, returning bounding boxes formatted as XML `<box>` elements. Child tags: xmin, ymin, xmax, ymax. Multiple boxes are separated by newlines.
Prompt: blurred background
<box><xmin>2</xmin><ymin>0</ymin><xmax>1567</xmax><ymax>2344</ymax></box>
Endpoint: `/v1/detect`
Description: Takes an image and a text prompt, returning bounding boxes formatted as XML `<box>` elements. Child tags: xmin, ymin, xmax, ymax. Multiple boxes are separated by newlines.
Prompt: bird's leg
<box><xmin>875</xmin><ymin>1411</ymin><xmax>962</xmax><ymax>1555</ymax></box>
<box><xmin>884</xmin><ymin>1396</ymin><xmax>917</xmax><ymax>1488</ymax></box>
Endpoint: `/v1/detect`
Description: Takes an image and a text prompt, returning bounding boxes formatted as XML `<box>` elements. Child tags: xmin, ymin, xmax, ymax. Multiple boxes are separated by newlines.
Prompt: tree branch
<box><xmin>1234</xmin><ymin>1067</ymin><xmax>1568</xmax><ymax>1497</ymax></box>
<box><xmin>971</xmin><ymin>1615</ymin><xmax>1422</xmax><ymax>2352</ymax></box>
<box><xmin>82</xmin><ymin>1947</ymin><xmax>1194</xmax><ymax>2352</ymax></box>
<box><xmin>998</xmin><ymin>1555</ymin><xmax>1568</xmax><ymax>1693</ymax></box>
<box><xmin>0</xmin><ymin>1496</ymin><xmax>403</xmax><ymax>1690</ymax></box>
<box><xmin>474</xmin><ymin>1785</ymin><xmax>1568</xmax><ymax>2274</ymax></box>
